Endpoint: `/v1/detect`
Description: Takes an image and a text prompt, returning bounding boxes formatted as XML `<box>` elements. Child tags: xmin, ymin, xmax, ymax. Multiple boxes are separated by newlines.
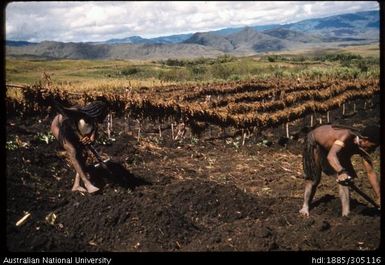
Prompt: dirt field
<box><xmin>5</xmin><ymin>100</ymin><xmax>381</xmax><ymax>252</ymax></box>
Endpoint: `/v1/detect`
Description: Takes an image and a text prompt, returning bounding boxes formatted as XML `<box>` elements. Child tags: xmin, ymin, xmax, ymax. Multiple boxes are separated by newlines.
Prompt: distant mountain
<box><xmin>281</xmin><ymin>10</ymin><xmax>379</xmax><ymax>39</ymax></box>
<box><xmin>149</xmin><ymin>33</ymin><xmax>193</xmax><ymax>44</ymax></box>
<box><xmin>80</xmin><ymin>10</ymin><xmax>380</xmax><ymax>47</ymax></box>
<box><xmin>99</xmin><ymin>10</ymin><xmax>378</xmax><ymax>46</ymax></box>
<box><xmin>226</xmin><ymin>27</ymin><xmax>290</xmax><ymax>53</ymax></box>
<box><xmin>262</xmin><ymin>28</ymin><xmax>323</xmax><ymax>43</ymax></box>
<box><xmin>6</xmin><ymin>10</ymin><xmax>379</xmax><ymax>60</ymax></box>
<box><xmin>208</xmin><ymin>27</ymin><xmax>245</xmax><ymax>36</ymax></box>
<box><xmin>6</xmin><ymin>40</ymin><xmax>36</xmax><ymax>46</ymax></box>
<box><xmin>7</xmin><ymin>41</ymin><xmax>111</xmax><ymax>59</ymax></box>
<box><xmin>108</xmin><ymin>43</ymin><xmax>224</xmax><ymax>60</ymax></box>
<box><xmin>183</xmin><ymin>32</ymin><xmax>234</xmax><ymax>52</ymax></box>
<box><xmin>103</xmin><ymin>36</ymin><xmax>154</xmax><ymax>45</ymax></box>
<box><xmin>101</xmin><ymin>33</ymin><xmax>193</xmax><ymax>45</ymax></box>
<box><xmin>6</xmin><ymin>41</ymin><xmax>224</xmax><ymax>60</ymax></box>
<box><xmin>366</xmin><ymin>20</ymin><xmax>380</xmax><ymax>28</ymax></box>
<box><xmin>184</xmin><ymin>27</ymin><xmax>295</xmax><ymax>53</ymax></box>
<box><xmin>252</xmin><ymin>24</ymin><xmax>282</xmax><ymax>32</ymax></box>
<box><xmin>211</xmin><ymin>24</ymin><xmax>280</xmax><ymax>36</ymax></box>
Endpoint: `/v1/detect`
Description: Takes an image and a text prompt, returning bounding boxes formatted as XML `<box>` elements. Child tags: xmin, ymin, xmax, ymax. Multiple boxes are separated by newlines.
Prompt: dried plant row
<box><xmin>6</xmin><ymin>78</ymin><xmax>379</xmax><ymax>131</ymax></box>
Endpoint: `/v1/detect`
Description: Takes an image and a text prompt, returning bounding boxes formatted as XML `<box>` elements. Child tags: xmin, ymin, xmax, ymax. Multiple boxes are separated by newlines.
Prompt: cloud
<box><xmin>5</xmin><ymin>1</ymin><xmax>379</xmax><ymax>42</ymax></box>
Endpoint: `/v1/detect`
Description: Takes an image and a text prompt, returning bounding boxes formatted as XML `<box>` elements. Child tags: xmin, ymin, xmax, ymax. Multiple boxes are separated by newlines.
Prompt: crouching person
<box><xmin>299</xmin><ymin>124</ymin><xmax>380</xmax><ymax>217</ymax></box>
<box><xmin>51</xmin><ymin>100</ymin><xmax>108</xmax><ymax>193</ymax></box>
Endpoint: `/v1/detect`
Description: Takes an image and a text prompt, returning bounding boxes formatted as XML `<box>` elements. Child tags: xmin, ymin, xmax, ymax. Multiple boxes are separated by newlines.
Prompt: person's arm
<box><xmin>327</xmin><ymin>143</ymin><xmax>344</xmax><ymax>172</ymax></box>
<box><xmin>362</xmin><ymin>158</ymin><xmax>380</xmax><ymax>204</ymax></box>
<box><xmin>90</xmin><ymin>125</ymin><xmax>97</xmax><ymax>143</ymax></box>
<box><xmin>326</xmin><ymin>134</ymin><xmax>351</xmax><ymax>182</ymax></box>
<box><xmin>326</xmin><ymin>134</ymin><xmax>349</xmax><ymax>172</ymax></box>
<box><xmin>80</xmin><ymin>123</ymin><xmax>97</xmax><ymax>145</ymax></box>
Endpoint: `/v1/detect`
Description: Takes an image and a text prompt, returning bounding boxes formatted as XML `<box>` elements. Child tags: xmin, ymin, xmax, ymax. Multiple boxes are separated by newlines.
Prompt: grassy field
<box><xmin>6</xmin><ymin>44</ymin><xmax>379</xmax><ymax>95</ymax></box>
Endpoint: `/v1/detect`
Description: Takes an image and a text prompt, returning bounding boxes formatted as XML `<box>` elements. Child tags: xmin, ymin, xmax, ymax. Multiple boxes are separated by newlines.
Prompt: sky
<box><xmin>5</xmin><ymin>1</ymin><xmax>380</xmax><ymax>42</ymax></box>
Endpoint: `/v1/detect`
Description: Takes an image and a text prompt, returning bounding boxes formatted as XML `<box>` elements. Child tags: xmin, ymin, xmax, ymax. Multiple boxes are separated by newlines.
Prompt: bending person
<box><xmin>299</xmin><ymin>124</ymin><xmax>380</xmax><ymax>217</ymax></box>
<box><xmin>51</xmin><ymin>100</ymin><xmax>108</xmax><ymax>193</ymax></box>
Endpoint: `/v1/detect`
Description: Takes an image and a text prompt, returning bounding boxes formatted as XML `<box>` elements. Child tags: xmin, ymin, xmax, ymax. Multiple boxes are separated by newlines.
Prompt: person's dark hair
<box><xmin>79</xmin><ymin>101</ymin><xmax>108</xmax><ymax>123</ymax></box>
<box><xmin>360</xmin><ymin>125</ymin><xmax>380</xmax><ymax>145</ymax></box>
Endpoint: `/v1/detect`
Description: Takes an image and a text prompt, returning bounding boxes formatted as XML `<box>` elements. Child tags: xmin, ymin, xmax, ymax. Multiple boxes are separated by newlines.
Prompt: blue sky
<box><xmin>6</xmin><ymin>1</ymin><xmax>379</xmax><ymax>42</ymax></box>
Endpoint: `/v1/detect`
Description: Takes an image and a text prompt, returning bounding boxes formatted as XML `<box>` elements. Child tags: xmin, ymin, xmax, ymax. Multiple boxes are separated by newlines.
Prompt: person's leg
<box><xmin>338</xmin><ymin>184</ymin><xmax>350</xmax><ymax>216</ymax></box>
<box><xmin>64</xmin><ymin>141</ymin><xmax>99</xmax><ymax>193</ymax></box>
<box><xmin>300</xmin><ymin>147</ymin><xmax>321</xmax><ymax>217</ymax></box>
<box><xmin>71</xmin><ymin>173</ymin><xmax>87</xmax><ymax>192</ymax></box>
<box><xmin>338</xmin><ymin>159</ymin><xmax>354</xmax><ymax>216</ymax></box>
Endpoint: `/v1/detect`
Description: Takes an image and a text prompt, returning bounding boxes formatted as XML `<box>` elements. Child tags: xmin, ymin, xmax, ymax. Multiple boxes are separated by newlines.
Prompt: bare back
<box><xmin>311</xmin><ymin>125</ymin><xmax>356</xmax><ymax>154</ymax></box>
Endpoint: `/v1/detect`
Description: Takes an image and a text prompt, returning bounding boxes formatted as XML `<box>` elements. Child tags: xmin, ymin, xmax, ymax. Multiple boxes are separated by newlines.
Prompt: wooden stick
<box><xmin>171</xmin><ymin>123</ymin><xmax>174</xmax><ymax>140</ymax></box>
<box><xmin>327</xmin><ymin>111</ymin><xmax>330</xmax><ymax>123</ymax></box>
<box><xmin>137</xmin><ymin>119</ymin><xmax>141</xmax><ymax>141</ymax></box>
<box><xmin>109</xmin><ymin>113</ymin><xmax>113</xmax><ymax>138</ymax></box>
<box><xmin>242</xmin><ymin>129</ymin><xmax>246</xmax><ymax>146</ymax></box>
<box><xmin>159</xmin><ymin>125</ymin><xmax>162</xmax><ymax>138</ymax></box>
<box><xmin>6</xmin><ymin>83</ymin><xmax>29</xmax><ymax>89</ymax></box>
<box><xmin>16</xmin><ymin>212</ymin><xmax>31</xmax><ymax>226</ymax></box>
<box><xmin>107</xmin><ymin>113</ymin><xmax>112</xmax><ymax>139</ymax></box>
<box><xmin>285</xmin><ymin>122</ymin><xmax>289</xmax><ymax>138</ymax></box>
<box><xmin>342</xmin><ymin>103</ymin><xmax>346</xmax><ymax>116</ymax></box>
<box><xmin>310</xmin><ymin>114</ymin><xmax>314</xmax><ymax>127</ymax></box>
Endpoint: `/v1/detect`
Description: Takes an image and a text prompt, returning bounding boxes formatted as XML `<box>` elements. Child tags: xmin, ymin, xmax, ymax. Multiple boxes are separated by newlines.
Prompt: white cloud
<box><xmin>5</xmin><ymin>1</ymin><xmax>379</xmax><ymax>42</ymax></box>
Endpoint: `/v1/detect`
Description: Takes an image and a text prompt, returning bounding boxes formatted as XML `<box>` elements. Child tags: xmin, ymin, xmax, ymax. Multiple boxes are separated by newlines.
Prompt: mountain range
<box><xmin>6</xmin><ymin>10</ymin><xmax>379</xmax><ymax>60</ymax></box>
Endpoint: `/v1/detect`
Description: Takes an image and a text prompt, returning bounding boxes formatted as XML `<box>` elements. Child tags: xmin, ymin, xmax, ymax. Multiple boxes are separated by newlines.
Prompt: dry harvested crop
<box><xmin>6</xmin><ymin>77</ymin><xmax>379</xmax><ymax>131</ymax></box>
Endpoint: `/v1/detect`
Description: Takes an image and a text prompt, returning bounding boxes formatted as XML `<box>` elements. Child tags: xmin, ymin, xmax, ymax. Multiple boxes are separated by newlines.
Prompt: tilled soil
<box><xmin>5</xmin><ymin>102</ymin><xmax>381</xmax><ymax>252</ymax></box>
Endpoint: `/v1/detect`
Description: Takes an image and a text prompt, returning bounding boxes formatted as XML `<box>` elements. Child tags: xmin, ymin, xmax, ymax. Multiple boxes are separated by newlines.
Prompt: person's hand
<box><xmin>337</xmin><ymin>173</ymin><xmax>353</xmax><ymax>186</ymax></box>
<box><xmin>80</xmin><ymin>136</ymin><xmax>92</xmax><ymax>145</ymax></box>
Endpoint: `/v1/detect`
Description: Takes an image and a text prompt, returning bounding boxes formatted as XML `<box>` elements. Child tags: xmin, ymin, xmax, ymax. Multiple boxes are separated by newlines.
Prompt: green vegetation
<box><xmin>6</xmin><ymin>140</ymin><xmax>18</xmax><ymax>151</ymax></box>
<box><xmin>34</xmin><ymin>132</ymin><xmax>55</xmax><ymax>144</ymax></box>
<box><xmin>6</xmin><ymin>45</ymin><xmax>379</xmax><ymax>93</ymax></box>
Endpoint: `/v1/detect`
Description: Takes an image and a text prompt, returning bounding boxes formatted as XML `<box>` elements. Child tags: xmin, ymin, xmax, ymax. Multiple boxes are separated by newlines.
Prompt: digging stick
<box><xmin>349</xmin><ymin>183</ymin><xmax>380</xmax><ymax>210</ymax></box>
<box><xmin>87</xmin><ymin>145</ymin><xmax>111</xmax><ymax>173</ymax></box>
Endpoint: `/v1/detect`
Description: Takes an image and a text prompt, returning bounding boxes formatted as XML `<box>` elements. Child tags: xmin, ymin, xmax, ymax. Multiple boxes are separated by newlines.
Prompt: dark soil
<box><xmin>5</xmin><ymin>99</ymin><xmax>381</xmax><ymax>252</ymax></box>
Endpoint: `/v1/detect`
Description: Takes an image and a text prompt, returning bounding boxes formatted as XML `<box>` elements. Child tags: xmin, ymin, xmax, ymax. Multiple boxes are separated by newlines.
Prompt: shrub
<box><xmin>120</xmin><ymin>67</ymin><xmax>140</xmax><ymax>76</ymax></box>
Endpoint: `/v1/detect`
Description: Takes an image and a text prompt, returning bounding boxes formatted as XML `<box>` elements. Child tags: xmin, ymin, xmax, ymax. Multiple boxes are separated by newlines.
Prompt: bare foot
<box><xmin>375</xmin><ymin>198</ymin><xmax>381</xmax><ymax>209</ymax></box>
<box><xmin>341</xmin><ymin>211</ymin><xmax>350</xmax><ymax>217</ymax></box>
<box><xmin>72</xmin><ymin>186</ymin><xmax>87</xmax><ymax>193</ymax></box>
<box><xmin>85</xmin><ymin>183</ymin><xmax>100</xmax><ymax>194</ymax></box>
<box><xmin>299</xmin><ymin>207</ymin><xmax>309</xmax><ymax>217</ymax></box>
